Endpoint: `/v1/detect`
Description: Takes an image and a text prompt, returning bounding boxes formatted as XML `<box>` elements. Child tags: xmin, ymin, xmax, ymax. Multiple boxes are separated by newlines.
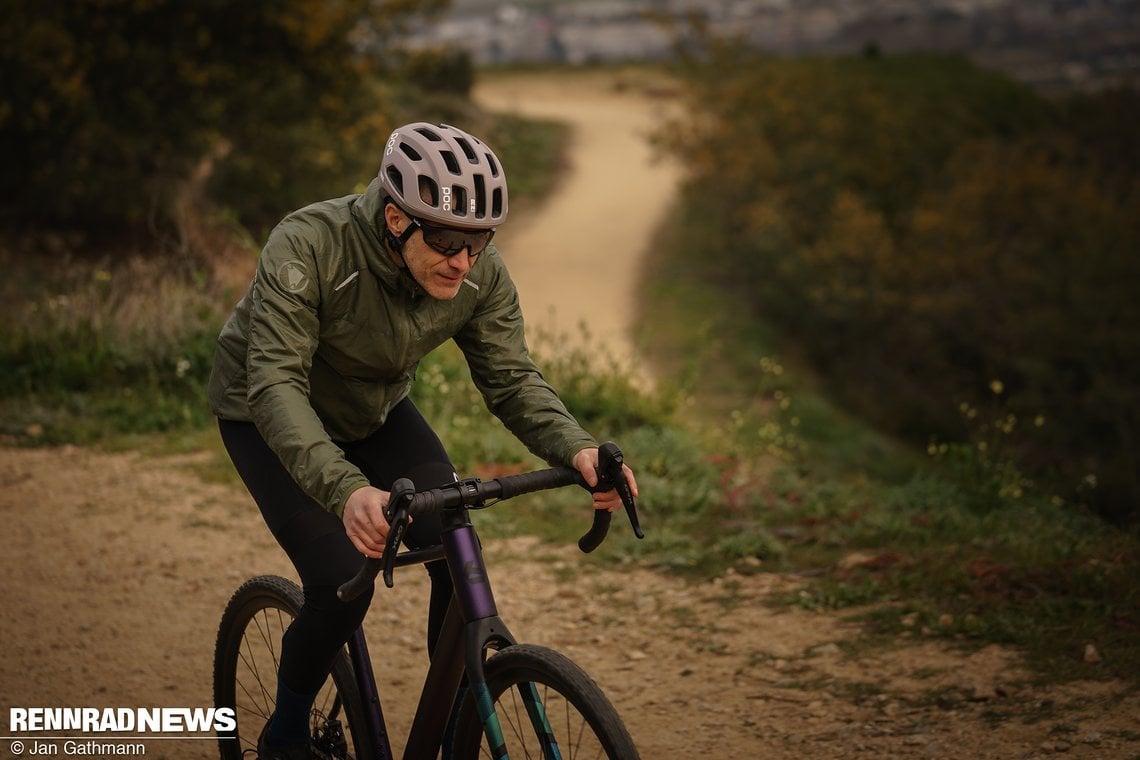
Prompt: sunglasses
<box><xmin>410</xmin><ymin>217</ymin><xmax>495</xmax><ymax>257</ymax></box>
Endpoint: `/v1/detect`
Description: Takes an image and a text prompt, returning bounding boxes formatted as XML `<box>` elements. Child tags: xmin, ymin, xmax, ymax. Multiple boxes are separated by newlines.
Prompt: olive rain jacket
<box><xmin>208</xmin><ymin>177</ymin><xmax>596</xmax><ymax>516</ymax></box>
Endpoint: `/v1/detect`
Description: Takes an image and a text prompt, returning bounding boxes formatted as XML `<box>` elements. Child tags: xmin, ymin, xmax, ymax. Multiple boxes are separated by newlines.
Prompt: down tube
<box><xmin>403</xmin><ymin>601</ymin><xmax>467</xmax><ymax>759</ymax></box>
<box><xmin>443</xmin><ymin>523</ymin><xmax>515</xmax><ymax>758</ymax></box>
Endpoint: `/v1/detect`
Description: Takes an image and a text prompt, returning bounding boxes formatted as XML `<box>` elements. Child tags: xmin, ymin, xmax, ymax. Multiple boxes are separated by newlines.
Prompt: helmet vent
<box><xmin>455</xmin><ymin>137</ymin><xmax>478</xmax><ymax>163</ymax></box>
<box><xmin>473</xmin><ymin>175</ymin><xmax>486</xmax><ymax>218</ymax></box>
<box><xmin>415</xmin><ymin>126</ymin><xmax>443</xmax><ymax>142</ymax></box>
<box><xmin>385</xmin><ymin>166</ymin><xmax>405</xmax><ymax>197</ymax></box>
<box><xmin>492</xmin><ymin>187</ymin><xmax>504</xmax><ymax>218</ymax></box>
<box><xmin>399</xmin><ymin>143</ymin><xmax>422</xmax><ymax>161</ymax></box>
<box><xmin>441</xmin><ymin>150</ymin><xmax>461</xmax><ymax>176</ymax></box>
<box><xmin>452</xmin><ymin>185</ymin><xmax>468</xmax><ymax>217</ymax></box>
<box><xmin>484</xmin><ymin>153</ymin><xmax>500</xmax><ymax>178</ymax></box>
<box><xmin>418</xmin><ymin>176</ymin><xmax>440</xmax><ymax>207</ymax></box>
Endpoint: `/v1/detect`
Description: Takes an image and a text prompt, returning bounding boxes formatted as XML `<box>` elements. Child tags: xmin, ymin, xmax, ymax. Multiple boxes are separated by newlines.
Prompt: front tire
<box><xmin>212</xmin><ymin>575</ymin><xmax>373</xmax><ymax>759</ymax></box>
<box><xmin>452</xmin><ymin>644</ymin><xmax>638</xmax><ymax>759</ymax></box>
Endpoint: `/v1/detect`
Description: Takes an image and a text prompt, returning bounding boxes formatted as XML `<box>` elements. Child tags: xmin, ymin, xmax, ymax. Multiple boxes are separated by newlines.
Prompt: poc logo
<box><xmin>441</xmin><ymin>186</ymin><xmax>452</xmax><ymax>212</ymax></box>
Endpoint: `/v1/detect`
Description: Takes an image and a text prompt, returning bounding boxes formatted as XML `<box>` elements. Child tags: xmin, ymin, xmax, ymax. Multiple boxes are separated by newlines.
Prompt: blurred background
<box><xmin>414</xmin><ymin>0</ymin><xmax>1139</xmax><ymax>92</ymax></box>
<box><xmin>1</xmin><ymin>0</ymin><xmax>1138</xmax><ymax>689</ymax></box>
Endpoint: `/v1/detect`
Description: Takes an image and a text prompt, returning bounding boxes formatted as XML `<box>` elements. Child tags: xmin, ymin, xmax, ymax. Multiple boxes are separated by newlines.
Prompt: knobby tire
<box><xmin>212</xmin><ymin>575</ymin><xmax>374</xmax><ymax>760</ymax></box>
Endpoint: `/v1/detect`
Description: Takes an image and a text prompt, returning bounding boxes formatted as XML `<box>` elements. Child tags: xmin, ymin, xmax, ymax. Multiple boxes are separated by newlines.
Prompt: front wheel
<box><xmin>452</xmin><ymin>644</ymin><xmax>638</xmax><ymax>759</ymax></box>
<box><xmin>212</xmin><ymin>575</ymin><xmax>374</xmax><ymax>760</ymax></box>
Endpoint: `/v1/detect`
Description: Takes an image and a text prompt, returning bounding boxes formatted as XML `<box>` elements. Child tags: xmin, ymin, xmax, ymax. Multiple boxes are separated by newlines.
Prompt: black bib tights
<box><xmin>219</xmin><ymin>398</ymin><xmax>456</xmax><ymax>694</ymax></box>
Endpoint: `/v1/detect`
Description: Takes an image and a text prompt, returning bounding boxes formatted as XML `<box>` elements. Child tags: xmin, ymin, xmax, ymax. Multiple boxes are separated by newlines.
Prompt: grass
<box><xmin>0</xmin><ymin>247</ymin><xmax>226</xmax><ymax>445</ymax></box>
<box><xmin>635</xmin><ymin>190</ymin><xmax>1140</xmax><ymax>687</ymax></box>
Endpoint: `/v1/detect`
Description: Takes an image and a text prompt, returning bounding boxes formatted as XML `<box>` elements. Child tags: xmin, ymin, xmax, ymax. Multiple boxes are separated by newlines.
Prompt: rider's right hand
<box><xmin>342</xmin><ymin>486</ymin><xmax>391</xmax><ymax>558</ymax></box>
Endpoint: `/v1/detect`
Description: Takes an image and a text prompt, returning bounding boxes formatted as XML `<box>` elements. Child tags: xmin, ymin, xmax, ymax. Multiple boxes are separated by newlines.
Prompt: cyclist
<box><xmin>207</xmin><ymin>122</ymin><xmax>638</xmax><ymax>760</ymax></box>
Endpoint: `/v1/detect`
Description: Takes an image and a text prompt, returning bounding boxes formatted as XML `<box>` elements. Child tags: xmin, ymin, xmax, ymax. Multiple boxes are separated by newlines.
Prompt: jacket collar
<box><xmin>351</xmin><ymin>177</ymin><xmax>424</xmax><ymax>298</ymax></box>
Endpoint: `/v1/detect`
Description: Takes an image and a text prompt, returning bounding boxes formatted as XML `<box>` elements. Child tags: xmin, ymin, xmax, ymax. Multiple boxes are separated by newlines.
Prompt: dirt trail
<box><xmin>2</xmin><ymin>446</ymin><xmax>1138</xmax><ymax>759</ymax></box>
<box><xmin>474</xmin><ymin>69</ymin><xmax>682</xmax><ymax>374</ymax></box>
<box><xmin>2</xmin><ymin>70</ymin><xmax>1139</xmax><ymax>760</ymax></box>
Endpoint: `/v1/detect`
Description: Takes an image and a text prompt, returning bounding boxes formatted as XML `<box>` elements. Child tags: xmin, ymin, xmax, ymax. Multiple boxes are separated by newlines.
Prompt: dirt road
<box><xmin>2</xmin><ymin>445</ymin><xmax>1138</xmax><ymax>759</ymax></box>
<box><xmin>474</xmin><ymin>69</ymin><xmax>682</xmax><ymax>372</ymax></box>
<box><xmin>2</xmin><ymin>70</ymin><xmax>1139</xmax><ymax>759</ymax></box>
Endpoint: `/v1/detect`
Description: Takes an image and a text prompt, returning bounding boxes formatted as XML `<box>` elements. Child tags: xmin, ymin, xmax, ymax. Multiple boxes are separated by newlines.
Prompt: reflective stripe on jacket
<box><xmin>208</xmin><ymin>177</ymin><xmax>596</xmax><ymax>515</ymax></box>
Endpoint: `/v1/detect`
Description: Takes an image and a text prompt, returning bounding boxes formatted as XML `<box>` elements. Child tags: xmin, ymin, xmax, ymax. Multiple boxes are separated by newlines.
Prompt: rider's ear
<box><xmin>383</xmin><ymin>202</ymin><xmax>406</xmax><ymax>236</ymax></box>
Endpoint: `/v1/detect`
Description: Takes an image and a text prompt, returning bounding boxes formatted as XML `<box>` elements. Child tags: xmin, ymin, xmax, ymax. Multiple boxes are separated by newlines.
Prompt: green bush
<box><xmin>0</xmin><ymin>253</ymin><xmax>225</xmax><ymax>441</ymax></box>
<box><xmin>657</xmin><ymin>44</ymin><xmax>1140</xmax><ymax>523</ymax></box>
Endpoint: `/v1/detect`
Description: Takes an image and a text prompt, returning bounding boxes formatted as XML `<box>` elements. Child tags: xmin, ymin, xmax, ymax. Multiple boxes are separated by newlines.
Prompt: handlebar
<box><xmin>337</xmin><ymin>441</ymin><xmax>643</xmax><ymax>601</ymax></box>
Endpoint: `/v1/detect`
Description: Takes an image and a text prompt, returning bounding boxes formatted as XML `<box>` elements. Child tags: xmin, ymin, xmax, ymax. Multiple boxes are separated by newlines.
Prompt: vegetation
<box><xmin>654</xmin><ymin>39</ymin><xmax>1140</xmax><ymax>527</ymax></box>
<box><xmin>634</xmin><ymin>181</ymin><xmax>1139</xmax><ymax>683</ymax></box>
<box><xmin>1</xmin><ymin>3</ymin><xmax>1136</xmax><ymax>688</ymax></box>
<box><xmin>0</xmin><ymin>0</ymin><xmax>450</xmax><ymax>235</ymax></box>
<box><xmin>634</xmin><ymin>42</ymin><xmax>1139</xmax><ymax>683</ymax></box>
<box><xmin>0</xmin><ymin>247</ymin><xmax>224</xmax><ymax>443</ymax></box>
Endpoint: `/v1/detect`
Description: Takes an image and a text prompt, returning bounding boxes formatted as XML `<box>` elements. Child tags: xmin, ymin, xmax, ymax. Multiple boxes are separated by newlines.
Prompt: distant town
<box><xmin>407</xmin><ymin>0</ymin><xmax>1140</xmax><ymax>92</ymax></box>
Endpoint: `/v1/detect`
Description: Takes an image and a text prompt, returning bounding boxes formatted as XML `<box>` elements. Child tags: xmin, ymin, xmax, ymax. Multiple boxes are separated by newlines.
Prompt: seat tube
<box><xmin>442</xmin><ymin>524</ymin><xmax>498</xmax><ymax>621</ymax></box>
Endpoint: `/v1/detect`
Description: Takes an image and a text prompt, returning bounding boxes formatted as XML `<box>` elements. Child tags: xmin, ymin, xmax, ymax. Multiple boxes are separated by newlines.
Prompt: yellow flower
<box><xmin>989</xmin><ymin>379</ymin><xmax>1004</xmax><ymax>395</ymax></box>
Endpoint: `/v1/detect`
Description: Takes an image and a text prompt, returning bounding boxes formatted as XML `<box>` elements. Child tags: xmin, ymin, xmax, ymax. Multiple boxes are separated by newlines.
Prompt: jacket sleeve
<box><xmin>244</xmin><ymin>224</ymin><xmax>370</xmax><ymax>516</ymax></box>
<box><xmin>454</xmin><ymin>254</ymin><xmax>597</xmax><ymax>466</ymax></box>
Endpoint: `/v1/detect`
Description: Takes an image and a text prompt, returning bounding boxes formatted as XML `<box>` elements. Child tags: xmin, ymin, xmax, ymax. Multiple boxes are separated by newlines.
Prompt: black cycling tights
<box><xmin>219</xmin><ymin>398</ymin><xmax>457</xmax><ymax>695</ymax></box>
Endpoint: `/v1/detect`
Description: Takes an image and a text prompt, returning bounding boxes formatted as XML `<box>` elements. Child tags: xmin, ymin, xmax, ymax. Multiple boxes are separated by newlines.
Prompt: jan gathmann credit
<box><xmin>11</xmin><ymin>739</ymin><xmax>148</xmax><ymax>756</ymax></box>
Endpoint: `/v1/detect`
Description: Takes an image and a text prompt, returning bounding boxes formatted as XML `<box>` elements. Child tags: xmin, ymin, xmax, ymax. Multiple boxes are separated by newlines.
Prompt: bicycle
<box><xmin>213</xmin><ymin>441</ymin><xmax>644</xmax><ymax>759</ymax></box>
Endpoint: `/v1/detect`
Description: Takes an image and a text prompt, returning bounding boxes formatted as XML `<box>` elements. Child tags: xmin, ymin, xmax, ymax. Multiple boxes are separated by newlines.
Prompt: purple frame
<box><xmin>355</xmin><ymin>522</ymin><xmax>517</xmax><ymax>759</ymax></box>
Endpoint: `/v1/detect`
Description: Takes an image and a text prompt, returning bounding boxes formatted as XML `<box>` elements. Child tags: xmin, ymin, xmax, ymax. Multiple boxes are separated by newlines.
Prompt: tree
<box><xmin>0</xmin><ymin>0</ymin><xmax>447</xmax><ymax>235</ymax></box>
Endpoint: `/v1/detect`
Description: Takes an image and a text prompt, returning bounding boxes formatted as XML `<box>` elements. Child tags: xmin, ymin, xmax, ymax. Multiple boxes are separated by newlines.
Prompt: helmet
<box><xmin>378</xmin><ymin>122</ymin><xmax>508</xmax><ymax>230</ymax></box>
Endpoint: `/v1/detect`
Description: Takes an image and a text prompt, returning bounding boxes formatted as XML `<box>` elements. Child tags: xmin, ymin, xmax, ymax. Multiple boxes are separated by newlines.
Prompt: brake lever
<box><xmin>381</xmin><ymin>477</ymin><xmax>415</xmax><ymax>588</ymax></box>
<box><xmin>600</xmin><ymin>441</ymin><xmax>645</xmax><ymax>540</ymax></box>
<box><xmin>578</xmin><ymin>442</ymin><xmax>645</xmax><ymax>553</ymax></box>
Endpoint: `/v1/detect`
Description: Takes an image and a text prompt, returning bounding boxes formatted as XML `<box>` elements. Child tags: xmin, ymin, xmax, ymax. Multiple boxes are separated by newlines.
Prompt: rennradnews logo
<box><xmin>8</xmin><ymin>706</ymin><xmax>236</xmax><ymax>733</ymax></box>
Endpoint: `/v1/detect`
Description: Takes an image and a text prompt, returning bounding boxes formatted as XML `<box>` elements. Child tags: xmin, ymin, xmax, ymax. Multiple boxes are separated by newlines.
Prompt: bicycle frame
<box><xmin>348</xmin><ymin>510</ymin><xmax>525</xmax><ymax>760</ymax></box>
<box><xmin>217</xmin><ymin>444</ymin><xmax>641</xmax><ymax>760</ymax></box>
<box><xmin>326</xmin><ymin>444</ymin><xmax>643</xmax><ymax>759</ymax></box>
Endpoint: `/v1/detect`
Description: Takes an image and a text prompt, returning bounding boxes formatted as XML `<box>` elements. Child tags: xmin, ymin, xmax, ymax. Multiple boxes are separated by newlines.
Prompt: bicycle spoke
<box><xmin>243</xmin><ymin>609</ymin><xmax>282</xmax><ymax>715</ymax></box>
<box><xmin>238</xmin><ymin>635</ymin><xmax>273</xmax><ymax>716</ymax></box>
<box><xmin>217</xmin><ymin>577</ymin><xmax>374</xmax><ymax>760</ymax></box>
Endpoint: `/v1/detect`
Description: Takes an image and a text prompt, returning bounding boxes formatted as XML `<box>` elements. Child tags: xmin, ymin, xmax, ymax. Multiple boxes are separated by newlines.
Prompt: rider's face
<box><xmin>385</xmin><ymin>205</ymin><xmax>479</xmax><ymax>301</ymax></box>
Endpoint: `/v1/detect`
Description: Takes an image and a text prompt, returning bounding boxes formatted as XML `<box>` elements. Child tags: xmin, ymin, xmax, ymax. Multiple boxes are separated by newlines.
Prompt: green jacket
<box><xmin>208</xmin><ymin>177</ymin><xmax>596</xmax><ymax>515</ymax></box>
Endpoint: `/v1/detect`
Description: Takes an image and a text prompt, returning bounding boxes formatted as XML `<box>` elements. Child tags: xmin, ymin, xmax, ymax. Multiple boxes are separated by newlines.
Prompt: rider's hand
<box><xmin>573</xmin><ymin>447</ymin><xmax>639</xmax><ymax>512</ymax></box>
<box><xmin>343</xmin><ymin>486</ymin><xmax>391</xmax><ymax>558</ymax></box>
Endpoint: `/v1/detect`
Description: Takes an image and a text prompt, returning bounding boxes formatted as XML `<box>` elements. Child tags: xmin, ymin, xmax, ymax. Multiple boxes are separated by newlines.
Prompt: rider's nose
<box><xmin>449</xmin><ymin>251</ymin><xmax>473</xmax><ymax>273</ymax></box>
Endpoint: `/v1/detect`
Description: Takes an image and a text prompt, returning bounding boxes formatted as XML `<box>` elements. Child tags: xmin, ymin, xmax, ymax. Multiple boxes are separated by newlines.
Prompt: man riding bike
<box><xmin>207</xmin><ymin>122</ymin><xmax>637</xmax><ymax>759</ymax></box>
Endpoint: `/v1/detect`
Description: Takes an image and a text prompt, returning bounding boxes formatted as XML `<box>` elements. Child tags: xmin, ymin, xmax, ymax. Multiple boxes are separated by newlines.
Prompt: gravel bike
<box><xmin>213</xmin><ymin>442</ymin><xmax>644</xmax><ymax>759</ymax></box>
